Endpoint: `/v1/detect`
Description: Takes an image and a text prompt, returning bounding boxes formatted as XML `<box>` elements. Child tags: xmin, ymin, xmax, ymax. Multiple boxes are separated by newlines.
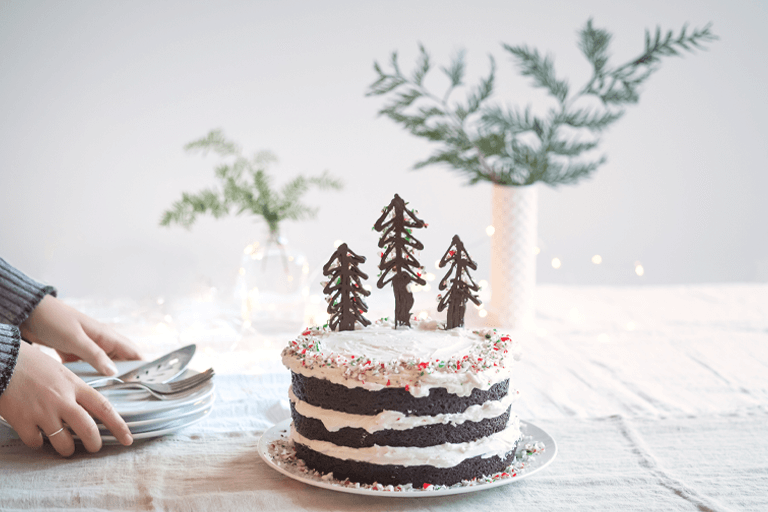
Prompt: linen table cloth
<box><xmin>1</xmin><ymin>283</ymin><xmax>766</xmax><ymax>511</ymax></box>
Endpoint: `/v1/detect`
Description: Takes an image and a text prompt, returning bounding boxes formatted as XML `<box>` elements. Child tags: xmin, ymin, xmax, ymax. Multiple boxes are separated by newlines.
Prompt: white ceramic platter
<box><xmin>258</xmin><ymin>418</ymin><xmax>557</xmax><ymax>497</ymax></box>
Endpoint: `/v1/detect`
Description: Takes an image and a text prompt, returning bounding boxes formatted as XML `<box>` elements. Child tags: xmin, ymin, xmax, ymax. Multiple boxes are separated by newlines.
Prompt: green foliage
<box><xmin>160</xmin><ymin>130</ymin><xmax>343</xmax><ymax>234</ymax></box>
<box><xmin>367</xmin><ymin>19</ymin><xmax>717</xmax><ymax>187</ymax></box>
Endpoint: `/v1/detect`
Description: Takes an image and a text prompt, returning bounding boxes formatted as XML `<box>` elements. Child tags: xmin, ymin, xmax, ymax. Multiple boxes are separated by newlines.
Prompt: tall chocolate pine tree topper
<box><xmin>437</xmin><ymin>235</ymin><xmax>482</xmax><ymax>329</ymax></box>
<box><xmin>374</xmin><ymin>194</ymin><xmax>427</xmax><ymax>328</ymax></box>
<box><xmin>322</xmin><ymin>243</ymin><xmax>371</xmax><ymax>331</ymax></box>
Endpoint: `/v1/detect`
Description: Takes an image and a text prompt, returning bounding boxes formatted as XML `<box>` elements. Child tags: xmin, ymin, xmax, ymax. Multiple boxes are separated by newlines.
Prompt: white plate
<box><xmin>99</xmin><ymin>393</ymin><xmax>215</xmax><ymax>433</ymax></box>
<box><xmin>67</xmin><ymin>361</ymin><xmax>215</xmax><ymax>419</ymax></box>
<box><xmin>258</xmin><ymin>418</ymin><xmax>557</xmax><ymax>497</ymax></box>
<box><xmin>0</xmin><ymin>404</ymin><xmax>213</xmax><ymax>443</ymax></box>
<box><xmin>99</xmin><ymin>405</ymin><xmax>213</xmax><ymax>444</ymax></box>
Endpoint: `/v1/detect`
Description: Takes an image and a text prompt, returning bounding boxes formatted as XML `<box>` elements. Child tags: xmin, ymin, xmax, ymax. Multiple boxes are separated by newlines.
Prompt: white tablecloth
<box><xmin>1</xmin><ymin>284</ymin><xmax>767</xmax><ymax>511</ymax></box>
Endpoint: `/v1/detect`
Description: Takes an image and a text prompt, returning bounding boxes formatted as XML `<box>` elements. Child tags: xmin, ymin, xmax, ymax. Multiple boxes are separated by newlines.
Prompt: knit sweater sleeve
<box><xmin>0</xmin><ymin>324</ymin><xmax>21</xmax><ymax>397</ymax></box>
<box><xmin>0</xmin><ymin>257</ymin><xmax>58</xmax><ymax>397</ymax></box>
<box><xmin>0</xmin><ymin>257</ymin><xmax>58</xmax><ymax>326</ymax></box>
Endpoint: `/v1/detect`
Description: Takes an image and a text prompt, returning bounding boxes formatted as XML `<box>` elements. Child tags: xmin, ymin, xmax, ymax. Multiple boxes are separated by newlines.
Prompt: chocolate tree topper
<box><xmin>437</xmin><ymin>235</ymin><xmax>481</xmax><ymax>329</ymax></box>
<box><xmin>322</xmin><ymin>243</ymin><xmax>372</xmax><ymax>331</ymax></box>
<box><xmin>374</xmin><ymin>194</ymin><xmax>427</xmax><ymax>328</ymax></box>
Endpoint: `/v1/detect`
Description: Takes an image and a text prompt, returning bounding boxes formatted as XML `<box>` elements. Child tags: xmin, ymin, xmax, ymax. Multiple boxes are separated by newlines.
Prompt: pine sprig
<box><xmin>160</xmin><ymin>129</ymin><xmax>343</xmax><ymax>234</ymax></box>
<box><xmin>367</xmin><ymin>18</ymin><xmax>717</xmax><ymax>187</ymax></box>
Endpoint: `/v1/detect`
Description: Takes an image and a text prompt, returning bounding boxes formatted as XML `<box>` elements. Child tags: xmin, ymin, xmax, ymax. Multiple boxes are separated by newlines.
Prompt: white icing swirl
<box><xmin>282</xmin><ymin>319</ymin><xmax>520</xmax><ymax>397</ymax></box>
<box><xmin>289</xmin><ymin>386</ymin><xmax>519</xmax><ymax>433</ymax></box>
<box><xmin>290</xmin><ymin>416</ymin><xmax>521</xmax><ymax>468</ymax></box>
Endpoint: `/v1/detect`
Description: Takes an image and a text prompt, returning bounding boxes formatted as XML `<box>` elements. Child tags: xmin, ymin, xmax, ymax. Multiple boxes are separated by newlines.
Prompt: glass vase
<box><xmin>234</xmin><ymin>233</ymin><xmax>309</xmax><ymax>333</ymax></box>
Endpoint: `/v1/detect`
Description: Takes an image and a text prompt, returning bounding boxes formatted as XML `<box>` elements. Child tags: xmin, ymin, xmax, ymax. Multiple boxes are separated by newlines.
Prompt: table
<box><xmin>1</xmin><ymin>284</ymin><xmax>767</xmax><ymax>511</ymax></box>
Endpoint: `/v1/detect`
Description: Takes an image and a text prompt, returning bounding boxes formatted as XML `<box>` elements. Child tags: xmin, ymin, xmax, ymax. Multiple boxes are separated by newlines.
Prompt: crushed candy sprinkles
<box><xmin>281</xmin><ymin>317</ymin><xmax>519</xmax><ymax>393</ymax></box>
<box><xmin>266</xmin><ymin>432</ymin><xmax>546</xmax><ymax>493</ymax></box>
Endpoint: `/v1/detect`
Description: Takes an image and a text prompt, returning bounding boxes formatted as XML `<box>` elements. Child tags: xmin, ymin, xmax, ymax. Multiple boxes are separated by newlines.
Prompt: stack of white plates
<box><xmin>1</xmin><ymin>361</ymin><xmax>215</xmax><ymax>444</ymax></box>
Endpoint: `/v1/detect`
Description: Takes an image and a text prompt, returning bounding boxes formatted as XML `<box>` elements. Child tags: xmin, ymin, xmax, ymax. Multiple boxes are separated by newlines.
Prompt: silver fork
<box><xmin>93</xmin><ymin>368</ymin><xmax>215</xmax><ymax>400</ymax></box>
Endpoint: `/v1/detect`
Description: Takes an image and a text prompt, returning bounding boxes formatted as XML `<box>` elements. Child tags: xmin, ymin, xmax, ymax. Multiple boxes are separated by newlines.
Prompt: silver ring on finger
<box><xmin>47</xmin><ymin>426</ymin><xmax>67</xmax><ymax>438</ymax></box>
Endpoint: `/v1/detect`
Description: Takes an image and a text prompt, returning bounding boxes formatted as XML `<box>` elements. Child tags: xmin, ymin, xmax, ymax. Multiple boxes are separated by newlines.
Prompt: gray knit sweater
<box><xmin>0</xmin><ymin>258</ymin><xmax>57</xmax><ymax>397</ymax></box>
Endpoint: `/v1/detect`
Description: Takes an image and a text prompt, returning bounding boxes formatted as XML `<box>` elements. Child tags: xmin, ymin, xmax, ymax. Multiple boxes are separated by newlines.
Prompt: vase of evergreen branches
<box><xmin>367</xmin><ymin>18</ymin><xmax>716</xmax><ymax>329</ymax></box>
<box><xmin>161</xmin><ymin>129</ymin><xmax>342</xmax><ymax>332</ymax></box>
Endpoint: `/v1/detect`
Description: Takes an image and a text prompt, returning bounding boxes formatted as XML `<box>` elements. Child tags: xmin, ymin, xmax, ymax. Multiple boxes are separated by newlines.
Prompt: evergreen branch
<box><xmin>578</xmin><ymin>18</ymin><xmax>612</xmax><ymax>75</ymax></box>
<box><xmin>184</xmin><ymin>129</ymin><xmax>240</xmax><ymax>157</ymax></box>
<box><xmin>367</xmin><ymin>19</ymin><xmax>716</xmax><ymax>188</ymax></box>
<box><xmin>161</xmin><ymin>131</ymin><xmax>342</xmax><ymax>234</ymax></box>
<box><xmin>440</xmin><ymin>49</ymin><xmax>466</xmax><ymax>91</ymax></box>
<box><xmin>481</xmin><ymin>105</ymin><xmax>537</xmax><ymax>135</ymax></box>
<box><xmin>412</xmin><ymin>44</ymin><xmax>431</xmax><ymax>86</ymax></box>
<box><xmin>552</xmin><ymin>107</ymin><xmax>624</xmax><ymax>132</ymax></box>
<box><xmin>503</xmin><ymin>44</ymin><xmax>569</xmax><ymax>103</ymax></box>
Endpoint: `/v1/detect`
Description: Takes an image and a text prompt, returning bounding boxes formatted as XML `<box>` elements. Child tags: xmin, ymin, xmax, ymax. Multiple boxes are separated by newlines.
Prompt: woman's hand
<box><xmin>0</xmin><ymin>342</ymin><xmax>133</xmax><ymax>456</ymax></box>
<box><xmin>20</xmin><ymin>295</ymin><xmax>141</xmax><ymax>376</ymax></box>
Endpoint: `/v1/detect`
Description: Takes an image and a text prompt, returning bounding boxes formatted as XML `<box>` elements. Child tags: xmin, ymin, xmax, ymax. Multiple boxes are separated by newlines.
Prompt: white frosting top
<box><xmin>282</xmin><ymin>318</ymin><xmax>521</xmax><ymax>397</ymax></box>
<box><xmin>290</xmin><ymin>416</ymin><xmax>521</xmax><ymax>468</ymax></box>
<box><xmin>289</xmin><ymin>386</ymin><xmax>519</xmax><ymax>433</ymax></box>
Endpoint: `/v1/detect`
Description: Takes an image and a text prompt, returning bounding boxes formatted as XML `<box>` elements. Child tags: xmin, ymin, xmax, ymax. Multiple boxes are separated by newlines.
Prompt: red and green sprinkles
<box><xmin>283</xmin><ymin>319</ymin><xmax>516</xmax><ymax>386</ymax></box>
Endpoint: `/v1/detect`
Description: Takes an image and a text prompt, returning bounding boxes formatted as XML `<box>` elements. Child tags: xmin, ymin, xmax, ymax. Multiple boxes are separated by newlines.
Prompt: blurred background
<box><xmin>1</xmin><ymin>0</ymin><xmax>766</xmax><ymax>303</ymax></box>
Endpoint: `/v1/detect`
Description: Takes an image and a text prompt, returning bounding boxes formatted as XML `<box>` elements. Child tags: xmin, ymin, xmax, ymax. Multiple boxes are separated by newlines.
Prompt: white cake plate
<box><xmin>258</xmin><ymin>418</ymin><xmax>557</xmax><ymax>497</ymax></box>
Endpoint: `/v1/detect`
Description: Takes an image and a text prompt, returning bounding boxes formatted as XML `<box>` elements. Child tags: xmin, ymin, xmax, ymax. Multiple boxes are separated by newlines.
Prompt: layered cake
<box><xmin>281</xmin><ymin>318</ymin><xmax>522</xmax><ymax>487</ymax></box>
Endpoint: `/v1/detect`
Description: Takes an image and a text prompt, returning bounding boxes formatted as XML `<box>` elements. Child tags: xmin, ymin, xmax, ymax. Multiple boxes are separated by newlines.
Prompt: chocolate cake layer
<box><xmin>294</xmin><ymin>442</ymin><xmax>518</xmax><ymax>487</ymax></box>
<box><xmin>291</xmin><ymin>402</ymin><xmax>511</xmax><ymax>448</ymax></box>
<box><xmin>291</xmin><ymin>372</ymin><xmax>509</xmax><ymax>416</ymax></box>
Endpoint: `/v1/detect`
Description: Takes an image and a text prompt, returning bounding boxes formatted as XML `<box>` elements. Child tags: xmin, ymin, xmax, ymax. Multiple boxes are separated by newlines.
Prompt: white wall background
<box><xmin>1</xmin><ymin>0</ymin><xmax>766</xmax><ymax>300</ymax></box>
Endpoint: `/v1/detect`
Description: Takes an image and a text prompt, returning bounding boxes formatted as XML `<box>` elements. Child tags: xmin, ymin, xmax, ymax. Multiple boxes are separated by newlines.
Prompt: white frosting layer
<box><xmin>289</xmin><ymin>386</ymin><xmax>519</xmax><ymax>433</ymax></box>
<box><xmin>290</xmin><ymin>415</ymin><xmax>521</xmax><ymax>468</ymax></box>
<box><xmin>282</xmin><ymin>320</ymin><xmax>520</xmax><ymax>397</ymax></box>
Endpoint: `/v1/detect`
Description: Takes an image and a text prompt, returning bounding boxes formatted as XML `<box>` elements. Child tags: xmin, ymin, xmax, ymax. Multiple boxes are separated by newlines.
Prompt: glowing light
<box><xmin>534</xmin><ymin>246</ymin><xmax>541</xmax><ymax>255</ymax></box>
<box><xmin>244</xmin><ymin>244</ymin><xmax>254</xmax><ymax>255</ymax></box>
<box><xmin>156</xmin><ymin>297</ymin><xmax>165</xmax><ymax>305</ymax></box>
<box><xmin>478</xmin><ymin>279</ymin><xmax>488</xmax><ymax>289</ymax></box>
<box><xmin>302</xmin><ymin>263</ymin><xmax>310</xmax><ymax>275</ymax></box>
<box><xmin>478</xmin><ymin>309</ymin><xmax>488</xmax><ymax>318</ymax></box>
<box><xmin>239</xmin><ymin>267</ymin><xmax>246</xmax><ymax>276</ymax></box>
<box><xmin>425</xmin><ymin>272</ymin><xmax>436</xmax><ymax>282</ymax></box>
<box><xmin>242</xmin><ymin>319</ymin><xmax>252</xmax><ymax>329</ymax></box>
<box><xmin>309</xmin><ymin>294</ymin><xmax>322</xmax><ymax>304</ymax></box>
<box><xmin>333</xmin><ymin>239</ymin><xmax>344</xmax><ymax>248</ymax></box>
<box><xmin>422</xmin><ymin>283</ymin><xmax>432</xmax><ymax>292</ymax></box>
<box><xmin>287</xmin><ymin>275</ymin><xmax>294</xmax><ymax>282</ymax></box>
<box><xmin>435</xmin><ymin>260</ymin><xmax>442</xmax><ymax>270</ymax></box>
<box><xmin>635</xmin><ymin>264</ymin><xmax>645</xmax><ymax>277</ymax></box>
<box><xmin>288</xmin><ymin>256</ymin><xmax>294</xmax><ymax>262</ymax></box>
<box><xmin>591</xmin><ymin>254</ymin><xmax>602</xmax><ymax>264</ymax></box>
<box><xmin>597</xmin><ymin>333</ymin><xmax>611</xmax><ymax>343</ymax></box>
<box><xmin>626</xmin><ymin>321</ymin><xmax>636</xmax><ymax>331</ymax></box>
<box><xmin>363</xmin><ymin>284</ymin><xmax>373</xmax><ymax>292</ymax></box>
<box><xmin>486</xmin><ymin>225</ymin><xmax>496</xmax><ymax>236</ymax></box>
<box><xmin>301</xmin><ymin>287</ymin><xmax>310</xmax><ymax>297</ymax></box>
<box><xmin>163</xmin><ymin>315</ymin><xmax>173</xmax><ymax>323</ymax></box>
<box><xmin>417</xmin><ymin>311</ymin><xmax>428</xmax><ymax>320</ymax></box>
<box><xmin>551</xmin><ymin>258</ymin><xmax>562</xmax><ymax>269</ymax></box>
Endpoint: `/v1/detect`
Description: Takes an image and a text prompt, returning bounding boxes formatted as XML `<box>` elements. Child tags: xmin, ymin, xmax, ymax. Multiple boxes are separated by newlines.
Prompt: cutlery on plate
<box><xmin>95</xmin><ymin>368</ymin><xmax>215</xmax><ymax>400</ymax></box>
<box><xmin>87</xmin><ymin>345</ymin><xmax>197</xmax><ymax>387</ymax></box>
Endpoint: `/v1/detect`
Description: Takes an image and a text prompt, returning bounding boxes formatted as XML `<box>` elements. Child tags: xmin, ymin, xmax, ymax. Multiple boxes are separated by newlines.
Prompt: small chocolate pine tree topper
<box><xmin>322</xmin><ymin>243</ymin><xmax>372</xmax><ymax>331</ymax></box>
<box><xmin>437</xmin><ymin>235</ymin><xmax>482</xmax><ymax>329</ymax></box>
<box><xmin>374</xmin><ymin>194</ymin><xmax>427</xmax><ymax>328</ymax></box>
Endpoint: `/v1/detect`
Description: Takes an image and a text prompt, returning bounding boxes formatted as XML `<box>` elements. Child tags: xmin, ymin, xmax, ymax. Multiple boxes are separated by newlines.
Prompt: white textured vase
<box><xmin>489</xmin><ymin>184</ymin><xmax>538</xmax><ymax>330</ymax></box>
